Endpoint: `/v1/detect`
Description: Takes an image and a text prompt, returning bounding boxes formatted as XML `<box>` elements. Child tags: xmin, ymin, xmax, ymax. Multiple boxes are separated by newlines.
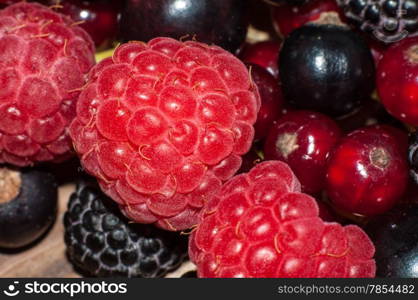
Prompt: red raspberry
<box><xmin>0</xmin><ymin>2</ymin><xmax>95</xmax><ymax>166</ymax></box>
<box><xmin>70</xmin><ymin>38</ymin><xmax>261</xmax><ymax>231</ymax></box>
<box><xmin>189</xmin><ymin>161</ymin><xmax>376</xmax><ymax>278</ymax></box>
<box><xmin>240</xmin><ymin>41</ymin><xmax>281</xmax><ymax>78</ymax></box>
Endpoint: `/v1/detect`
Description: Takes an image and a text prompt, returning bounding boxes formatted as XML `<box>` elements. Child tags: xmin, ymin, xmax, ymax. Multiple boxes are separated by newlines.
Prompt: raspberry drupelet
<box><xmin>70</xmin><ymin>37</ymin><xmax>261</xmax><ymax>231</ymax></box>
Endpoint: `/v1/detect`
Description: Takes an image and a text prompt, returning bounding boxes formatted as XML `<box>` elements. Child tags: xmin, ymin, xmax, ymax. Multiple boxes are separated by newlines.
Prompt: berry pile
<box><xmin>1</xmin><ymin>0</ymin><xmax>418</xmax><ymax>279</ymax></box>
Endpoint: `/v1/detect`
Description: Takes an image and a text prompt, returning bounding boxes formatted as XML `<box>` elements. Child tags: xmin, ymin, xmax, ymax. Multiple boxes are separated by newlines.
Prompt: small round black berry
<box><xmin>279</xmin><ymin>24</ymin><xmax>375</xmax><ymax>116</ymax></box>
<box><xmin>366</xmin><ymin>204</ymin><xmax>418</xmax><ymax>277</ymax></box>
<box><xmin>0</xmin><ymin>167</ymin><xmax>57</xmax><ymax>249</ymax></box>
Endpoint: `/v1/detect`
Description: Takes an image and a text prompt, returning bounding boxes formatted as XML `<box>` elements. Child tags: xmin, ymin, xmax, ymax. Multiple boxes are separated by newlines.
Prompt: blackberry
<box><xmin>64</xmin><ymin>180</ymin><xmax>188</xmax><ymax>277</ymax></box>
<box><xmin>337</xmin><ymin>0</ymin><xmax>418</xmax><ymax>43</ymax></box>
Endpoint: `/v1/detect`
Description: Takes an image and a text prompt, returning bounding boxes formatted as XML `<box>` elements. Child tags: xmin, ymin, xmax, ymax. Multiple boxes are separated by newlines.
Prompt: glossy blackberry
<box><xmin>337</xmin><ymin>0</ymin><xmax>418</xmax><ymax>43</ymax></box>
<box><xmin>64</xmin><ymin>180</ymin><xmax>188</xmax><ymax>277</ymax></box>
<box><xmin>408</xmin><ymin>131</ymin><xmax>418</xmax><ymax>184</ymax></box>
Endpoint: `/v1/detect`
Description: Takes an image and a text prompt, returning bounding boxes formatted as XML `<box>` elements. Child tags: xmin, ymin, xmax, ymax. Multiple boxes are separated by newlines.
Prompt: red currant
<box><xmin>248</xmin><ymin>63</ymin><xmax>283</xmax><ymax>141</ymax></box>
<box><xmin>377</xmin><ymin>36</ymin><xmax>418</xmax><ymax>125</ymax></box>
<box><xmin>264</xmin><ymin>110</ymin><xmax>341</xmax><ymax>195</ymax></box>
<box><xmin>240</xmin><ymin>41</ymin><xmax>280</xmax><ymax>78</ymax></box>
<box><xmin>326</xmin><ymin>126</ymin><xmax>409</xmax><ymax>216</ymax></box>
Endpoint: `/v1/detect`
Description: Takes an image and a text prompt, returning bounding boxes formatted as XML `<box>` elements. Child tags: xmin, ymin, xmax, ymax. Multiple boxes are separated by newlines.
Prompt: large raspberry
<box><xmin>0</xmin><ymin>2</ymin><xmax>95</xmax><ymax>166</ymax></box>
<box><xmin>70</xmin><ymin>38</ymin><xmax>261</xmax><ymax>231</ymax></box>
<box><xmin>189</xmin><ymin>161</ymin><xmax>376</xmax><ymax>278</ymax></box>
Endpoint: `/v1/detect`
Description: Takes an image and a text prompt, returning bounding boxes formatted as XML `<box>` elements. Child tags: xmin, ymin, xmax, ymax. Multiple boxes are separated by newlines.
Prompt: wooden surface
<box><xmin>0</xmin><ymin>184</ymin><xmax>196</xmax><ymax>278</ymax></box>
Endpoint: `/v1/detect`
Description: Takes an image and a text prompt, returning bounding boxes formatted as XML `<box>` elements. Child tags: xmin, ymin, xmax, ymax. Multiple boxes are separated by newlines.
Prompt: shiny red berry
<box><xmin>271</xmin><ymin>0</ymin><xmax>344</xmax><ymax>37</ymax></box>
<box><xmin>264</xmin><ymin>110</ymin><xmax>341</xmax><ymax>195</ymax></box>
<box><xmin>240</xmin><ymin>41</ymin><xmax>280</xmax><ymax>78</ymax></box>
<box><xmin>377</xmin><ymin>36</ymin><xmax>418</xmax><ymax>125</ymax></box>
<box><xmin>326</xmin><ymin>126</ymin><xmax>409</xmax><ymax>216</ymax></box>
<box><xmin>248</xmin><ymin>63</ymin><xmax>283</xmax><ymax>141</ymax></box>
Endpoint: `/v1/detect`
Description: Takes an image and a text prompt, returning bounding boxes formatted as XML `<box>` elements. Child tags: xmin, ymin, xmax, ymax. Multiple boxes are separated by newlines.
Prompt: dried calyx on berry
<box><xmin>264</xmin><ymin>110</ymin><xmax>341</xmax><ymax>195</ymax></box>
<box><xmin>0</xmin><ymin>167</ymin><xmax>57</xmax><ymax>249</ymax></box>
<box><xmin>337</xmin><ymin>0</ymin><xmax>418</xmax><ymax>43</ymax></box>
